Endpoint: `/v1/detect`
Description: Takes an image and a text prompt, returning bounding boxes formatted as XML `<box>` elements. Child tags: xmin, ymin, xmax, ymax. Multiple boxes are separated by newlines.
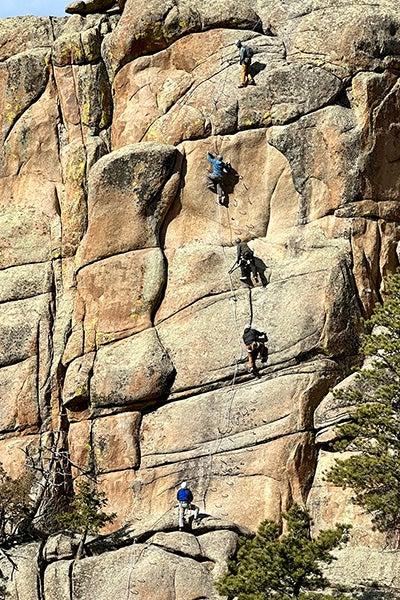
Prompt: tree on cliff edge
<box><xmin>328</xmin><ymin>273</ymin><xmax>400</xmax><ymax>544</ymax></box>
<box><xmin>57</xmin><ymin>479</ymin><xmax>116</xmax><ymax>559</ymax></box>
<box><xmin>216</xmin><ymin>504</ymin><xmax>350</xmax><ymax>600</ymax></box>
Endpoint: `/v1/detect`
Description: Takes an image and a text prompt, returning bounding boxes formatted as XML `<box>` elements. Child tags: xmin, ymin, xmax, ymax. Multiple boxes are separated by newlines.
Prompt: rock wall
<box><xmin>1</xmin><ymin>0</ymin><xmax>400</xmax><ymax>598</ymax></box>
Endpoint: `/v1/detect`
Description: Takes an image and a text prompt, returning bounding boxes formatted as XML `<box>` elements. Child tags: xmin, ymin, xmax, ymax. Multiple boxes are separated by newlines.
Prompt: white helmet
<box><xmin>180</xmin><ymin>481</ymin><xmax>188</xmax><ymax>489</ymax></box>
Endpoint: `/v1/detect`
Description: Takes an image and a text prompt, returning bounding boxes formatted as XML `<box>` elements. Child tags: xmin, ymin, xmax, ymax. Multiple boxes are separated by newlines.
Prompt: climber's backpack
<box><xmin>245</xmin><ymin>46</ymin><xmax>254</xmax><ymax>60</ymax></box>
<box><xmin>177</xmin><ymin>488</ymin><xmax>193</xmax><ymax>503</ymax></box>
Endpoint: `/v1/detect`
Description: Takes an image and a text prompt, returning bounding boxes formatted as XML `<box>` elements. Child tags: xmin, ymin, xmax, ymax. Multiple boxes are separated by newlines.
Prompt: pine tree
<box><xmin>0</xmin><ymin>466</ymin><xmax>35</xmax><ymax>544</ymax></box>
<box><xmin>327</xmin><ymin>273</ymin><xmax>400</xmax><ymax>542</ymax></box>
<box><xmin>216</xmin><ymin>504</ymin><xmax>350</xmax><ymax>600</ymax></box>
<box><xmin>56</xmin><ymin>479</ymin><xmax>116</xmax><ymax>558</ymax></box>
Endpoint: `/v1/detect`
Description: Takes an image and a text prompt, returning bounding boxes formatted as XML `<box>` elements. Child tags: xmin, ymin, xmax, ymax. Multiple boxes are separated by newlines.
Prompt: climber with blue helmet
<box><xmin>177</xmin><ymin>481</ymin><xmax>200</xmax><ymax>530</ymax></box>
<box><xmin>206</xmin><ymin>152</ymin><xmax>230</xmax><ymax>205</ymax></box>
<box><xmin>236</xmin><ymin>40</ymin><xmax>256</xmax><ymax>88</ymax></box>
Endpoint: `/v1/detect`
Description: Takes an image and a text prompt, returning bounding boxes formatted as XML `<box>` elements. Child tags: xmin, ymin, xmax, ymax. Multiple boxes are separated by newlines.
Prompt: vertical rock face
<box><xmin>1</xmin><ymin>0</ymin><xmax>400</xmax><ymax>597</ymax></box>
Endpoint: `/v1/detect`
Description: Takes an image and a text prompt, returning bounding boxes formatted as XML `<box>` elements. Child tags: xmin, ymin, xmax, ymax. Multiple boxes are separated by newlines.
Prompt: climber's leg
<box><xmin>239</xmin><ymin>64</ymin><xmax>248</xmax><ymax>88</ymax></box>
<box><xmin>250</xmin><ymin>260</ymin><xmax>259</xmax><ymax>282</ymax></box>
<box><xmin>248</xmin><ymin>64</ymin><xmax>256</xmax><ymax>86</ymax></box>
<box><xmin>247</xmin><ymin>343</ymin><xmax>256</xmax><ymax>372</ymax></box>
<box><xmin>207</xmin><ymin>173</ymin><xmax>217</xmax><ymax>192</ymax></box>
<box><xmin>215</xmin><ymin>180</ymin><xmax>226</xmax><ymax>204</ymax></box>
<box><xmin>240</xmin><ymin>261</ymin><xmax>252</xmax><ymax>284</ymax></box>
<box><xmin>178</xmin><ymin>502</ymin><xmax>187</xmax><ymax>529</ymax></box>
<box><xmin>260</xmin><ymin>343</ymin><xmax>268</xmax><ymax>364</ymax></box>
<box><xmin>191</xmin><ymin>504</ymin><xmax>200</xmax><ymax>522</ymax></box>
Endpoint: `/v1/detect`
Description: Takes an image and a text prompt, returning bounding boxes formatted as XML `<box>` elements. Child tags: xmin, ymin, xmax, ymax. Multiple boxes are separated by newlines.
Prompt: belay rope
<box><xmin>199</xmin><ymin>199</ymin><xmax>253</xmax><ymax>512</ymax></box>
<box><xmin>173</xmin><ymin>29</ymin><xmax>266</xmax><ymax>516</ymax></box>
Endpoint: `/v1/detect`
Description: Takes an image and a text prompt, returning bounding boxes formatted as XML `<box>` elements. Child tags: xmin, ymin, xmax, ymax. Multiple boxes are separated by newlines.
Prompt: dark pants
<box><xmin>239</xmin><ymin>258</ymin><xmax>257</xmax><ymax>280</ymax></box>
<box><xmin>207</xmin><ymin>173</ymin><xmax>224</xmax><ymax>201</ymax></box>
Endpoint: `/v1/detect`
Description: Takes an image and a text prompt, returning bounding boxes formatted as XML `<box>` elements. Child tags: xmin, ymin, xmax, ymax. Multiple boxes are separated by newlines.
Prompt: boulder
<box><xmin>92</xmin><ymin>411</ymin><xmax>141</xmax><ymax>472</ymax></box>
<box><xmin>0</xmin><ymin>543</ymin><xmax>40</xmax><ymax>600</ymax></box>
<box><xmin>0</xmin><ymin>17</ymin><xmax>56</xmax><ymax>61</ymax></box>
<box><xmin>0</xmin><ymin>50</ymin><xmax>50</xmax><ymax>143</ymax></box>
<box><xmin>66</xmin><ymin>0</ymin><xmax>117</xmax><ymax>16</ymax></box>
<box><xmin>63</xmin><ymin>352</ymin><xmax>95</xmax><ymax>410</ymax></box>
<box><xmin>77</xmin><ymin>144</ymin><xmax>180</xmax><ymax>266</ymax></box>
<box><xmin>104</xmin><ymin>0</ymin><xmax>260</xmax><ymax>74</ymax></box>
<box><xmin>69</xmin><ymin>544</ymin><xmax>218</xmax><ymax>600</ymax></box>
<box><xmin>268</xmin><ymin>107</ymin><xmax>362</xmax><ymax>223</ymax></box>
<box><xmin>0</xmin><ymin>295</ymin><xmax>51</xmax><ymax>368</ymax></box>
<box><xmin>0</xmin><ymin>358</ymin><xmax>39</xmax><ymax>434</ymax></box>
<box><xmin>132</xmin><ymin>362</ymin><xmax>336</xmax><ymax>530</ymax></box>
<box><xmin>0</xmin><ymin>263</ymin><xmax>52</xmax><ymax>304</ymax></box>
<box><xmin>324</xmin><ymin>546</ymin><xmax>400</xmax><ymax>594</ymax></box>
<box><xmin>307</xmin><ymin>449</ymin><xmax>384</xmax><ymax>549</ymax></box>
<box><xmin>112</xmin><ymin>31</ymin><xmax>340</xmax><ymax>147</ymax></box>
<box><xmin>90</xmin><ymin>328</ymin><xmax>175</xmax><ymax>411</ymax></box>
<box><xmin>65</xmin><ymin>249</ymin><xmax>166</xmax><ymax>358</ymax></box>
<box><xmin>44</xmin><ymin>534</ymin><xmax>79</xmax><ymax>562</ymax></box>
<box><xmin>156</xmin><ymin>246</ymin><xmax>357</xmax><ymax>393</ymax></box>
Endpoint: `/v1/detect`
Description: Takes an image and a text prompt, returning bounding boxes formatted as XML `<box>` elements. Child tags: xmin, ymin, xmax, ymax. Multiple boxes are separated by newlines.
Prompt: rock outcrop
<box><xmin>1</xmin><ymin>0</ymin><xmax>400</xmax><ymax>597</ymax></box>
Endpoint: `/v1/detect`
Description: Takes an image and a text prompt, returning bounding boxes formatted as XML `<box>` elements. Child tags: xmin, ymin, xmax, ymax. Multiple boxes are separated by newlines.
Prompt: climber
<box><xmin>242</xmin><ymin>325</ymin><xmax>268</xmax><ymax>377</ymax></box>
<box><xmin>236</xmin><ymin>40</ymin><xmax>255</xmax><ymax>88</ymax></box>
<box><xmin>230</xmin><ymin>238</ymin><xmax>259</xmax><ymax>286</ymax></box>
<box><xmin>206</xmin><ymin>152</ymin><xmax>230</xmax><ymax>205</ymax></box>
<box><xmin>177</xmin><ymin>482</ymin><xmax>200</xmax><ymax>530</ymax></box>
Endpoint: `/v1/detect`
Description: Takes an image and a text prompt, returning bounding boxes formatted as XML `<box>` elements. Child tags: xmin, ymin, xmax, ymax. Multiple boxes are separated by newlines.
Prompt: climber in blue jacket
<box><xmin>177</xmin><ymin>481</ymin><xmax>199</xmax><ymax>530</ymax></box>
<box><xmin>206</xmin><ymin>152</ymin><xmax>230</xmax><ymax>205</ymax></box>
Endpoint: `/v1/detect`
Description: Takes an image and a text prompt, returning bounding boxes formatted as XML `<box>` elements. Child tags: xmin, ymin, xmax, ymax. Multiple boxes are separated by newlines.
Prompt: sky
<box><xmin>0</xmin><ymin>0</ymin><xmax>67</xmax><ymax>18</ymax></box>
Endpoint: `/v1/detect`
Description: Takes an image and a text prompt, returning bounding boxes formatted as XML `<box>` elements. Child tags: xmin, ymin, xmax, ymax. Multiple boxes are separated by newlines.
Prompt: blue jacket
<box><xmin>177</xmin><ymin>488</ymin><xmax>193</xmax><ymax>503</ymax></box>
<box><xmin>207</xmin><ymin>153</ymin><xmax>225</xmax><ymax>178</ymax></box>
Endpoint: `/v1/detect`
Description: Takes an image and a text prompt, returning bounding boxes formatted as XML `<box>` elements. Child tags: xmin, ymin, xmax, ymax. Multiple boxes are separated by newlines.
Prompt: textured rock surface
<box><xmin>44</xmin><ymin>527</ymin><xmax>234</xmax><ymax>600</ymax></box>
<box><xmin>66</xmin><ymin>0</ymin><xmax>118</xmax><ymax>15</ymax></box>
<box><xmin>1</xmin><ymin>0</ymin><xmax>400</xmax><ymax>598</ymax></box>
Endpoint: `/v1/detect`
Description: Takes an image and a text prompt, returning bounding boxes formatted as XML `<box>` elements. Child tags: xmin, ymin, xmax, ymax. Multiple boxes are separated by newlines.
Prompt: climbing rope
<box><xmin>162</xmin><ymin>32</ymin><xmax>266</xmax><ymax>519</ymax></box>
<box><xmin>199</xmin><ymin>198</ymin><xmax>253</xmax><ymax>512</ymax></box>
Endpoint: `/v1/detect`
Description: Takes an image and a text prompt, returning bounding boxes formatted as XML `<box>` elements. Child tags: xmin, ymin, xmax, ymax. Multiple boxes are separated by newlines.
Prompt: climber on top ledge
<box><xmin>242</xmin><ymin>325</ymin><xmax>268</xmax><ymax>377</ymax></box>
<box><xmin>177</xmin><ymin>482</ymin><xmax>200</xmax><ymax>531</ymax></box>
<box><xmin>206</xmin><ymin>152</ymin><xmax>230</xmax><ymax>205</ymax></box>
<box><xmin>236</xmin><ymin>40</ymin><xmax>256</xmax><ymax>88</ymax></box>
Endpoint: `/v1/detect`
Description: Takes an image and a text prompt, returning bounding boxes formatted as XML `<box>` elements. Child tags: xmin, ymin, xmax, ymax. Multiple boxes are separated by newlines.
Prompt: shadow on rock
<box><xmin>221</xmin><ymin>164</ymin><xmax>240</xmax><ymax>207</ymax></box>
<box><xmin>206</xmin><ymin>164</ymin><xmax>240</xmax><ymax>208</ymax></box>
<box><xmin>354</xmin><ymin>585</ymin><xmax>400</xmax><ymax>600</ymax></box>
<box><xmin>251</xmin><ymin>61</ymin><xmax>267</xmax><ymax>78</ymax></box>
<box><xmin>254</xmin><ymin>255</ymin><xmax>269</xmax><ymax>287</ymax></box>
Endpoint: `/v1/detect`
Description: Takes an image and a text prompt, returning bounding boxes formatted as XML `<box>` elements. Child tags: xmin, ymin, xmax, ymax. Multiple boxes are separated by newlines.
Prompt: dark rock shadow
<box><xmin>253</xmin><ymin>256</ymin><xmax>269</xmax><ymax>287</ymax></box>
<box><xmin>184</xmin><ymin>511</ymin><xmax>210</xmax><ymax>531</ymax></box>
<box><xmin>251</xmin><ymin>61</ymin><xmax>266</xmax><ymax>78</ymax></box>
<box><xmin>206</xmin><ymin>164</ymin><xmax>240</xmax><ymax>208</ymax></box>
<box><xmin>159</xmin><ymin>151</ymin><xmax>186</xmax><ymax>247</ymax></box>
<box><xmin>354</xmin><ymin>586</ymin><xmax>400</xmax><ymax>600</ymax></box>
<box><xmin>223</xmin><ymin>164</ymin><xmax>240</xmax><ymax>206</ymax></box>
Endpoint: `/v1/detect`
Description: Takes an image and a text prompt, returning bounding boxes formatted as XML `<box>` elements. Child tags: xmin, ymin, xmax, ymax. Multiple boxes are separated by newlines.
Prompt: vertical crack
<box><xmin>37</xmin><ymin>539</ymin><xmax>47</xmax><ymax>600</ymax></box>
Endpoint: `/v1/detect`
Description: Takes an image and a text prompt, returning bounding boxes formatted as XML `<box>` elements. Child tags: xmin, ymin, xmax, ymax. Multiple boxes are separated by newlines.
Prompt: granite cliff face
<box><xmin>1</xmin><ymin>0</ymin><xmax>400</xmax><ymax>597</ymax></box>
